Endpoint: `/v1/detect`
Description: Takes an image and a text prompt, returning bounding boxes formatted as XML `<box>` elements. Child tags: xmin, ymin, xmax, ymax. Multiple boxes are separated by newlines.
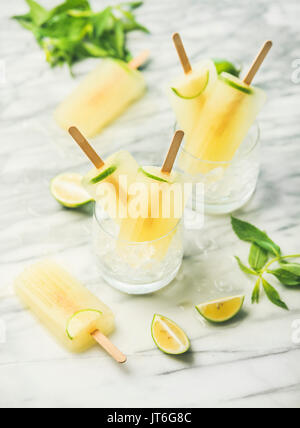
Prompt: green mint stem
<box><xmin>262</xmin><ymin>254</ymin><xmax>300</xmax><ymax>272</ymax></box>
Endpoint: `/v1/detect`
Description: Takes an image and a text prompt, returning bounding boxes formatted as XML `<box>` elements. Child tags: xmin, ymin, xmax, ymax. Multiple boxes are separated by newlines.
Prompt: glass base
<box><xmin>178</xmin><ymin>123</ymin><xmax>260</xmax><ymax>216</ymax></box>
<box><xmin>99</xmin><ymin>265</ymin><xmax>181</xmax><ymax>295</ymax></box>
<box><xmin>204</xmin><ymin>187</ymin><xmax>256</xmax><ymax>215</ymax></box>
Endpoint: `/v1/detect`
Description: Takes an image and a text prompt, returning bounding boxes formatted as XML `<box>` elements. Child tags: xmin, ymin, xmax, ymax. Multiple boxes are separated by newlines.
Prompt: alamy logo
<box><xmin>0</xmin><ymin>319</ymin><xmax>6</xmax><ymax>344</ymax></box>
<box><xmin>291</xmin><ymin>59</ymin><xmax>300</xmax><ymax>84</ymax></box>
<box><xmin>94</xmin><ymin>177</ymin><xmax>205</xmax><ymax>230</ymax></box>
<box><xmin>292</xmin><ymin>320</ymin><xmax>300</xmax><ymax>345</ymax></box>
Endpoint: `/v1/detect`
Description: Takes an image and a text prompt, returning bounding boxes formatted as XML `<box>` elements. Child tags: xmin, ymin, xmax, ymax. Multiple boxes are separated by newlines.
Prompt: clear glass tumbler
<box><xmin>93</xmin><ymin>204</ymin><xmax>184</xmax><ymax>295</ymax></box>
<box><xmin>178</xmin><ymin>124</ymin><xmax>260</xmax><ymax>214</ymax></box>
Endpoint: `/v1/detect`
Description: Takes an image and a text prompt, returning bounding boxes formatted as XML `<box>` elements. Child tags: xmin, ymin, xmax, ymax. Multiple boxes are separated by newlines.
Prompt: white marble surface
<box><xmin>1</xmin><ymin>0</ymin><xmax>300</xmax><ymax>409</ymax></box>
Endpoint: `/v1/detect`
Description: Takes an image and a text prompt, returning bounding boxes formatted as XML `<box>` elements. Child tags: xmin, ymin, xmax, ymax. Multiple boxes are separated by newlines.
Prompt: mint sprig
<box><xmin>13</xmin><ymin>0</ymin><xmax>149</xmax><ymax>72</ymax></box>
<box><xmin>231</xmin><ymin>216</ymin><xmax>300</xmax><ymax>310</ymax></box>
<box><xmin>231</xmin><ymin>216</ymin><xmax>281</xmax><ymax>256</ymax></box>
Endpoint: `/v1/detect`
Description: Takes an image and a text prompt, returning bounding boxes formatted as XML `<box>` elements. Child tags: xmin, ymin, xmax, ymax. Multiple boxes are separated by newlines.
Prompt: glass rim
<box><xmin>93</xmin><ymin>204</ymin><xmax>183</xmax><ymax>245</ymax></box>
<box><xmin>178</xmin><ymin>122</ymin><xmax>260</xmax><ymax>166</ymax></box>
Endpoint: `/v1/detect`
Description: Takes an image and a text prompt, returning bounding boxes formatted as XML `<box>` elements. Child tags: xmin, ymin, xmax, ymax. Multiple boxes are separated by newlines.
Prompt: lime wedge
<box><xmin>90</xmin><ymin>165</ymin><xmax>118</xmax><ymax>184</ymax></box>
<box><xmin>66</xmin><ymin>309</ymin><xmax>102</xmax><ymax>340</ymax></box>
<box><xmin>151</xmin><ymin>314</ymin><xmax>190</xmax><ymax>355</ymax></box>
<box><xmin>213</xmin><ymin>58</ymin><xmax>241</xmax><ymax>77</ymax></box>
<box><xmin>139</xmin><ymin>168</ymin><xmax>170</xmax><ymax>183</ymax></box>
<box><xmin>196</xmin><ymin>295</ymin><xmax>245</xmax><ymax>323</ymax></box>
<box><xmin>51</xmin><ymin>173</ymin><xmax>92</xmax><ymax>208</ymax></box>
<box><xmin>171</xmin><ymin>70</ymin><xmax>209</xmax><ymax>100</ymax></box>
<box><xmin>219</xmin><ymin>73</ymin><xmax>252</xmax><ymax>95</ymax></box>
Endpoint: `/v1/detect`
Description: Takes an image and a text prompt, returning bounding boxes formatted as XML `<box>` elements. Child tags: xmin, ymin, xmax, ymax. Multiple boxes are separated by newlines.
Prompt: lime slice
<box><xmin>219</xmin><ymin>72</ymin><xmax>252</xmax><ymax>95</ymax></box>
<box><xmin>139</xmin><ymin>168</ymin><xmax>170</xmax><ymax>183</ymax></box>
<box><xmin>90</xmin><ymin>165</ymin><xmax>117</xmax><ymax>184</ymax></box>
<box><xmin>66</xmin><ymin>309</ymin><xmax>102</xmax><ymax>340</ymax></box>
<box><xmin>171</xmin><ymin>70</ymin><xmax>209</xmax><ymax>100</ymax></box>
<box><xmin>151</xmin><ymin>314</ymin><xmax>190</xmax><ymax>355</ymax></box>
<box><xmin>51</xmin><ymin>173</ymin><xmax>92</xmax><ymax>208</ymax></box>
<box><xmin>213</xmin><ymin>58</ymin><xmax>241</xmax><ymax>77</ymax></box>
<box><xmin>196</xmin><ymin>295</ymin><xmax>245</xmax><ymax>323</ymax></box>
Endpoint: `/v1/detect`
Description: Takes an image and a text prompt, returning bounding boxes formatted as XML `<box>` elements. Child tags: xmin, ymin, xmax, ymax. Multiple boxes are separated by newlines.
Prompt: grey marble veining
<box><xmin>1</xmin><ymin>0</ymin><xmax>300</xmax><ymax>408</ymax></box>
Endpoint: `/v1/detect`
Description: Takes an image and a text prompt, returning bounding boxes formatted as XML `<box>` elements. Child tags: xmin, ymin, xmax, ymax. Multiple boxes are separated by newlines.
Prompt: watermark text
<box><xmin>292</xmin><ymin>319</ymin><xmax>300</xmax><ymax>345</ymax></box>
<box><xmin>94</xmin><ymin>176</ymin><xmax>204</xmax><ymax>230</ymax></box>
<box><xmin>291</xmin><ymin>59</ymin><xmax>300</xmax><ymax>84</ymax></box>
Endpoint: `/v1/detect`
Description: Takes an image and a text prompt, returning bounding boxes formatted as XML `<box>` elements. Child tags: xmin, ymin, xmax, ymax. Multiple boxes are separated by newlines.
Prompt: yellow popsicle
<box><xmin>168</xmin><ymin>59</ymin><xmax>218</xmax><ymax>140</ymax></box>
<box><xmin>15</xmin><ymin>260</ymin><xmax>115</xmax><ymax>353</ymax></box>
<box><xmin>82</xmin><ymin>150</ymin><xmax>140</xmax><ymax>221</ymax></box>
<box><xmin>180</xmin><ymin>72</ymin><xmax>266</xmax><ymax>174</ymax></box>
<box><xmin>118</xmin><ymin>167</ymin><xmax>186</xmax><ymax>260</ymax></box>
<box><xmin>55</xmin><ymin>58</ymin><xmax>146</xmax><ymax>138</ymax></box>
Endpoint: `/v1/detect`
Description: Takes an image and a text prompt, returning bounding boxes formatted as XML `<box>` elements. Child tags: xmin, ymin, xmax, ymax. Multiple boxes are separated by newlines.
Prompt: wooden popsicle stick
<box><xmin>129</xmin><ymin>50</ymin><xmax>150</xmax><ymax>70</ymax></box>
<box><xmin>243</xmin><ymin>40</ymin><xmax>273</xmax><ymax>85</ymax></box>
<box><xmin>68</xmin><ymin>126</ymin><xmax>105</xmax><ymax>169</ymax></box>
<box><xmin>91</xmin><ymin>330</ymin><xmax>127</xmax><ymax>364</ymax></box>
<box><xmin>172</xmin><ymin>33</ymin><xmax>192</xmax><ymax>75</ymax></box>
<box><xmin>161</xmin><ymin>130</ymin><xmax>185</xmax><ymax>174</ymax></box>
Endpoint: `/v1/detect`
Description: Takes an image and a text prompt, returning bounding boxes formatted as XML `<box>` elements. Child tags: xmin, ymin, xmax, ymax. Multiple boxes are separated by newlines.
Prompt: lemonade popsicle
<box><xmin>181</xmin><ymin>72</ymin><xmax>266</xmax><ymax>174</ymax></box>
<box><xmin>118</xmin><ymin>132</ymin><xmax>186</xmax><ymax>259</ymax></box>
<box><xmin>69</xmin><ymin>127</ymin><xmax>139</xmax><ymax>221</ymax></box>
<box><xmin>15</xmin><ymin>260</ymin><xmax>115</xmax><ymax>354</ymax></box>
<box><xmin>169</xmin><ymin>34</ymin><xmax>217</xmax><ymax>141</ymax></box>
<box><xmin>168</xmin><ymin>59</ymin><xmax>217</xmax><ymax>140</ymax></box>
<box><xmin>180</xmin><ymin>41</ymin><xmax>272</xmax><ymax>175</ymax></box>
<box><xmin>83</xmin><ymin>150</ymin><xmax>139</xmax><ymax>220</ymax></box>
<box><xmin>55</xmin><ymin>56</ymin><xmax>147</xmax><ymax>138</ymax></box>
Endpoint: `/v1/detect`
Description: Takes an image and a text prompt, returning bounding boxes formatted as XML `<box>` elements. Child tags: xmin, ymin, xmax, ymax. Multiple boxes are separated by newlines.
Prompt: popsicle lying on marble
<box><xmin>15</xmin><ymin>260</ymin><xmax>126</xmax><ymax>362</ymax></box>
<box><xmin>54</xmin><ymin>53</ymin><xmax>148</xmax><ymax>138</ymax></box>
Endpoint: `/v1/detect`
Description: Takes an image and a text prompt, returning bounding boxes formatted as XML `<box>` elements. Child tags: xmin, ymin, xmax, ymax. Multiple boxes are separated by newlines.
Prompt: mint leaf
<box><xmin>118</xmin><ymin>5</ymin><xmax>149</xmax><ymax>33</ymax></box>
<box><xmin>92</xmin><ymin>8</ymin><xmax>113</xmax><ymax>38</ymax></box>
<box><xmin>252</xmin><ymin>278</ymin><xmax>261</xmax><ymax>304</ymax></box>
<box><xmin>231</xmin><ymin>217</ymin><xmax>281</xmax><ymax>257</ymax></box>
<box><xmin>249</xmin><ymin>243</ymin><xmax>269</xmax><ymax>272</ymax></box>
<box><xmin>114</xmin><ymin>21</ymin><xmax>125</xmax><ymax>57</ymax></box>
<box><xmin>279</xmin><ymin>263</ymin><xmax>300</xmax><ymax>276</ymax></box>
<box><xmin>269</xmin><ymin>265</ymin><xmax>300</xmax><ymax>287</ymax></box>
<box><xmin>49</xmin><ymin>0</ymin><xmax>91</xmax><ymax>16</ymax></box>
<box><xmin>235</xmin><ymin>256</ymin><xmax>258</xmax><ymax>276</ymax></box>
<box><xmin>12</xmin><ymin>14</ymin><xmax>39</xmax><ymax>34</ymax></box>
<box><xmin>83</xmin><ymin>42</ymin><xmax>111</xmax><ymax>57</ymax></box>
<box><xmin>122</xmin><ymin>2</ymin><xmax>144</xmax><ymax>9</ymax></box>
<box><xmin>262</xmin><ymin>278</ymin><xmax>288</xmax><ymax>310</ymax></box>
<box><xmin>26</xmin><ymin>0</ymin><xmax>49</xmax><ymax>25</ymax></box>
